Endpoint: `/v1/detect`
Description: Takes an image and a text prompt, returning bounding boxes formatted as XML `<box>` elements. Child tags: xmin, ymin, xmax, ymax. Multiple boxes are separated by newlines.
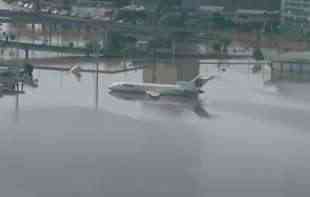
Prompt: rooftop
<box><xmin>199</xmin><ymin>6</ymin><xmax>224</xmax><ymax>12</ymax></box>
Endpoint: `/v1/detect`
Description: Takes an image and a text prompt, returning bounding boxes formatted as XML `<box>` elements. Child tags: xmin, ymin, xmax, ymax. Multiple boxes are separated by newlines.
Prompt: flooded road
<box><xmin>0</xmin><ymin>58</ymin><xmax>310</xmax><ymax>197</ymax></box>
<box><xmin>1</xmin><ymin>1</ymin><xmax>310</xmax><ymax>197</ymax></box>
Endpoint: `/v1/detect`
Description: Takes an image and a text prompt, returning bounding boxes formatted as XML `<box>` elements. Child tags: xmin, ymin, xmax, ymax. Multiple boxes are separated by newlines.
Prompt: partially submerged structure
<box><xmin>262</xmin><ymin>49</ymin><xmax>310</xmax><ymax>81</ymax></box>
<box><xmin>0</xmin><ymin>64</ymin><xmax>38</xmax><ymax>97</ymax></box>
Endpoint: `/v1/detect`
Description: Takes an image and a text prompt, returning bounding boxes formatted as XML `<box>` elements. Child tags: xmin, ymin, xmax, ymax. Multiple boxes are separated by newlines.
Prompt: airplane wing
<box><xmin>146</xmin><ymin>90</ymin><xmax>161</xmax><ymax>99</ymax></box>
<box><xmin>69</xmin><ymin>65</ymin><xmax>82</xmax><ymax>81</ymax></box>
<box><xmin>69</xmin><ymin>65</ymin><xmax>81</xmax><ymax>74</ymax></box>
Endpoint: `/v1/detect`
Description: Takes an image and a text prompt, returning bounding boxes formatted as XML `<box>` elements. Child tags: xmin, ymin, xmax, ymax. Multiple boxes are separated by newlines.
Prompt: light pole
<box><xmin>93</xmin><ymin>32</ymin><xmax>102</xmax><ymax>111</ymax></box>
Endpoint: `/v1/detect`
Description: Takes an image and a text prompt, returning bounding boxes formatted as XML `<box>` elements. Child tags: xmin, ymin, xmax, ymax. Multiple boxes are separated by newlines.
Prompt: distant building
<box><xmin>262</xmin><ymin>49</ymin><xmax>310</xmax><ymax>81</ymax></box>
<box><xmin>281</xmin><ymin>0</ymin><xmax>310</xmax><ymax>25</ymax></box>
<box><xmin>200</xmin><ymin>0</ymin><xmax>281</xmax><ymax>12</ymax></box>
<box><xmin>74</xmin><ymin>0</ymin><xmax>113</xmax><ymax>8</ymax></box>
<box><xmin>199</xmin><ymin>5</ymin><xmax>224</xmax><ymax>14</ymax></box>
<box><xmin>120</xmin><ymin>5</ymin><xmax>145</xmax><ymax>12</ymax></box>
<box><xmin>40</xmin><ymin>0</ymin><xmax>75</xmax><ymax>10</ymax></box>
<box><xmin>71</xmin><ymin>0</ymin><xmax>113</xmax><ymax>18</ymax></box>
<box><xmin>143</xmin><ymin>60</ymin><xmax>199</xmax><ymax>84</ymax></box>
<box><xmin>197</xmin><ymin>0</ymin><xmax>281</xmax><ymax>25</ymax></box>
<box><xmin>182</xmin><ymin>0</ymin><xmax>201</xmax><ymax>10</ymax></box>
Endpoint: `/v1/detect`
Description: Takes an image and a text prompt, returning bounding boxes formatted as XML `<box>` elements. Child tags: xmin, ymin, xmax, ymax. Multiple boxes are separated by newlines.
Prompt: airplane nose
<box><xmin>108</xmin><ymin>83</ymin><xmax>119</xmax><ymax>91</ymax></box>
<box><xmin>108</xmin><ymin>84</ymin><xmax>115</xmax><ymax>90</ymax></box>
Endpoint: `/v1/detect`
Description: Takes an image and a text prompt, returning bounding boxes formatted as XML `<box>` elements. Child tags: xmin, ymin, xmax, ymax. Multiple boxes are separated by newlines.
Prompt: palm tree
<box><xmin>212</xmin><ymin>41</ymin><xmax>222</xmax><ymax>58</ymax></box>
<box><xmin>221</xmin><ymin>37</ymin><xmax>232</xmax><ymax>55</ymax></box>
<box><xmin>252</xmin><ymin>48</ymin><xmax>264</xmax><ymax>72</ymax></box>
<box><xmin>85</xmin><ymin>41</ymin><xmax>101</xmax><ymax>56</ymax></box>
<box><xmin>212</xmin><ymin>41</ymin><xmax>224</xmax><ymax>70</ymax></box>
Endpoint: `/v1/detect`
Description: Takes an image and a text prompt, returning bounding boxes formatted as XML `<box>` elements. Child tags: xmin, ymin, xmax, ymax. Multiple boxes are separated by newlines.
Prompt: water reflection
<box><xmin>14</xmin><ymin>93</ymin><xmax>19</xmax><ymax>122</ymax></box>
<box><xmin>109</xmin><ymin>91</ymin><xmax>210</xmax><ymax>118</ymax></box>
<box><xmin>0</xmin><ymin>65</ymin><xmax>39</xmax><ymax>123</ymax></box>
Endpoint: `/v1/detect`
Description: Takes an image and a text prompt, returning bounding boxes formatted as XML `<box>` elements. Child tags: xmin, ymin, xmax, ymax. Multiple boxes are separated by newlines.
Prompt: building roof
<box><xmin>236</xmin><ymin>9</ymin><xmax>267</xmax><ymax>15</ymax></box>
<box><xmin>235</xmin><ymin>9</ymin><xmax>279</xmax><ymax>15</ymax></box>
<box><xmin>120</xmin><ymin>5</ymin><xmax>145</xmax><ymax>11</ymax></box>
<box><xmin>199</xmin><ymin>6</ymin><xmax>224</xmax><ymax>12</ymax></box>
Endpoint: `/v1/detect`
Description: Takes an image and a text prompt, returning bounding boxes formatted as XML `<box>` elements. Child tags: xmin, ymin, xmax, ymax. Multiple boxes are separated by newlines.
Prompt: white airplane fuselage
<box><xmin>108</xmin><ymin>76</ymin><xmax>214</xmax><ymax>97</ymax></box>
<box><xmin>109</xmin><ymin>82</ymin><xmax>198</xmax><ymax>97</ymax></box>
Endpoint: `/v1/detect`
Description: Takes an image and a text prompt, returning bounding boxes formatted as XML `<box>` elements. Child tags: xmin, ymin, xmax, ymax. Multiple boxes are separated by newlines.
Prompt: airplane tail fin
<box><xmin>191</xmin><ymin>75</ymin><xmax>215</xmax><ymax>88</ymax></box>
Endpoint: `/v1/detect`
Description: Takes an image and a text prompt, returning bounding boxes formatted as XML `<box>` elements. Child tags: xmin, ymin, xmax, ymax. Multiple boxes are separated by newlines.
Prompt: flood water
<box><xmin>1</xmin><ymin>1</ymin><xmax>310</xmax><ymax>197</ymax></box>
<box><xmin>0</xmin><ymin>59</ymin><xmax>310</xmax><ymax>197</ymax></box>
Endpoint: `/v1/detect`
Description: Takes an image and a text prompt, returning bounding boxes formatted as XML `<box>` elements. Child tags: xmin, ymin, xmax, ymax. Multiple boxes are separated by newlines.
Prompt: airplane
<box><xmin>108</xmin><ymin>75</ymin><xmax>215</xmax><ymax>98</ymax></box>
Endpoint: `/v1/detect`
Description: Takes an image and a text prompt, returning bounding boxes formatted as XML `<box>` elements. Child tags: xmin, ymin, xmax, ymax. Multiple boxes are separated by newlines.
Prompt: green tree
<box><xmin>23</xmin><ymin>63</ymin><xmax>34</xmax><ymax>78</ymax></box>
<box><xmin>252</xmin><ymin>48</ymin><xmax>264</xmax><ymax>72</ymax></box>
<box><xmin>212</xmin><ymin>41</ymin><xmax>222</xmax><ymax>57</ymax></box>
<box><xmin>159</xmin><ymin>10</ymin><xmax>188</xmax><ymax>27</ymax></box>
<box><xmin>152</xmin><ymin>0</ymin><xmax>182</xmax><ymax>25</ymax></box>
<box><xmin>85</xmin><ymin>41</ymin><xmax>101</xmax><ymax>55</ymax></box>
<box><xmin>221</xmin><ymin>37</ymin><xmax>232</xmax><ymax>54</ymax></box>
<box><xmin>156</xmin><ymin>0</ymin><xmax>181</xmax><ymax>13</ymax></box>
<box><xmin>117</xmin><ymin>10</ymin><xmax>147</xmax><ymax>24</ymax></box>
<box><xmin>253</xmin><ymin>48</ymin><xmax>264</xmax><ymax>60</ymax></box>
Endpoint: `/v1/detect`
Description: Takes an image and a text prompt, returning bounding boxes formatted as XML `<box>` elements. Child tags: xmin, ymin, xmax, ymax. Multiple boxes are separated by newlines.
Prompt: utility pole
<box><xmin>94</xmin><ymin>31</ymin><xmax>101</xmax><ymax>111</ymax></box>
<box><xmin>171</xmin><ymin>38</ymin><xmax>176</xmax><ymax>64</ymax></box>
<box><xmin>14</xmin><ymin>91</ymin><xmax>20</xmax><ymax>123</ymax></box>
